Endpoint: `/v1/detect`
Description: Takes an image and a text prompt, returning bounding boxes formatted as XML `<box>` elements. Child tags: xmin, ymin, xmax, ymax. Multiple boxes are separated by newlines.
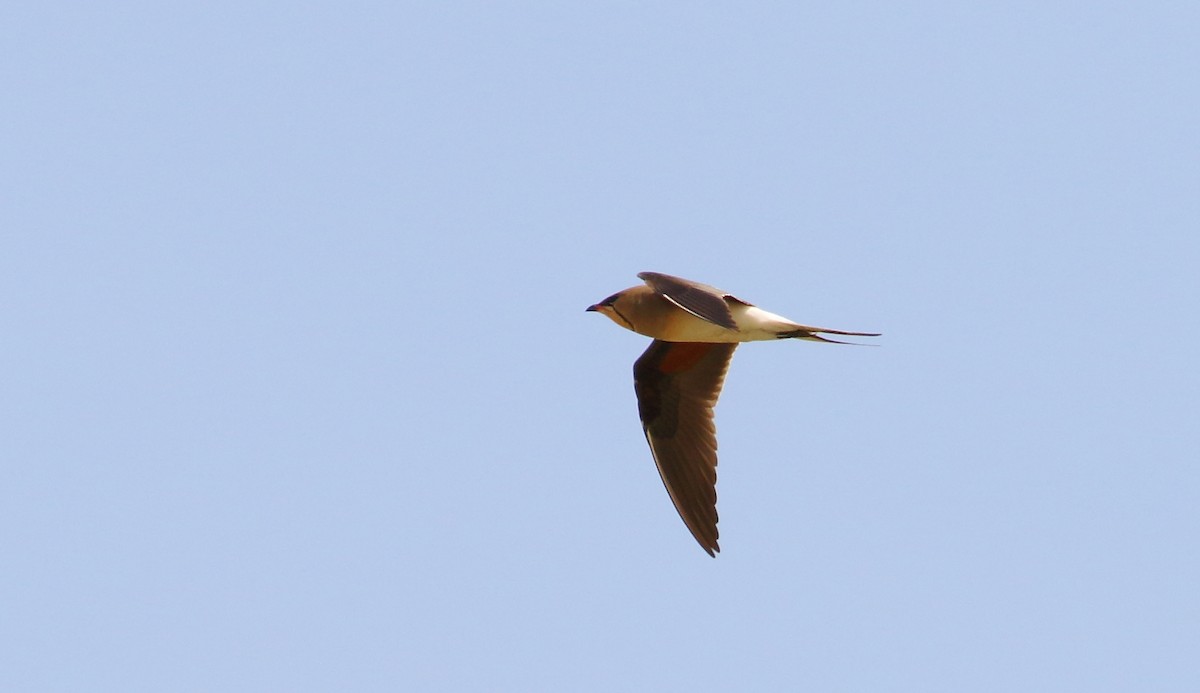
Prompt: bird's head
<box><xmin>586</xmin><ymin>291</ymin><xmax>636</xmax><ymax>332</ymax></box>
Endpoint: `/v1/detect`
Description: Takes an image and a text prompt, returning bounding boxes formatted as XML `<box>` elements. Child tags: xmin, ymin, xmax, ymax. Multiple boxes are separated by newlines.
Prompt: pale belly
<box><xmin>637</xmin><ymin>304</ymin><xmax>795</xmax><ymax>343</ymax></box>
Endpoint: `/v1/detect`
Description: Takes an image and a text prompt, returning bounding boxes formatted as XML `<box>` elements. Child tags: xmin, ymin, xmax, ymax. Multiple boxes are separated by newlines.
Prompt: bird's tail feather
<box><xmin>776</xmin><ymin>326</ymin><xmax>881</xmax><ymax>345</ymax></box>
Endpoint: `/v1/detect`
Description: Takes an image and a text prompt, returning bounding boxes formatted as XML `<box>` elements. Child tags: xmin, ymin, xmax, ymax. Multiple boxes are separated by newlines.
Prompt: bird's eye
<box><xmin>601</xmin><ymin>294</ymin><xmax>620</xmax><ymax>306</ymax></box>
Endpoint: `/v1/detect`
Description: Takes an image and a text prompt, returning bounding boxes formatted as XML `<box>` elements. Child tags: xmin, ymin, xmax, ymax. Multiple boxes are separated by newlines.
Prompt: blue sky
<box><xmin>4</xmin><ymin>2</ymin><xmax>1198</xmax><ymax>691</ymax></box>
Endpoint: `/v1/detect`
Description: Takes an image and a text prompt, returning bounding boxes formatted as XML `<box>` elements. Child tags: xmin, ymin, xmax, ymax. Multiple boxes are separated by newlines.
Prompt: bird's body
<box><xmin>588</xmin><ymin>272</ymin><xmax>879</xmax><ymax>556</ymax></box>
<box><xmin>594</xmin><ymin>285</ymin><xmax>800</xmax><ymax>342</ymax></box>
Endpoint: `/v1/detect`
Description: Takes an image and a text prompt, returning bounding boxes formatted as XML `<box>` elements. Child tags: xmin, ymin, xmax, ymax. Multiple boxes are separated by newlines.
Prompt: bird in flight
<box><xmin>587</xmin><ymin>272</ymin><xmax>879</xmax><ymax>556</ymax></box>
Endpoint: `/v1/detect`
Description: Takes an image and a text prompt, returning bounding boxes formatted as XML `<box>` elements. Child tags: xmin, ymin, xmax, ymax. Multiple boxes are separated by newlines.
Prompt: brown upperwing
<box><xmin>637</xmin><ymin>272</ymin><xmax>739</xmax><ymax>330</ymax></box>
<box><xmin>633</xmin><ymin>340</ymin><xmax>738</xmax><ymax>556</ymax></box>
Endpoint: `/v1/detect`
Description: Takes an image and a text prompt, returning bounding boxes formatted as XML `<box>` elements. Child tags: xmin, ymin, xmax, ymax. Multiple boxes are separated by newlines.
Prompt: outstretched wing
<box><xmin>638</xmin><ymin>271</ymin><xmax>739</xmax><ymax>330</ymax></box>
<box><xmin>633</xmin><ymin>340</ymin><xmax>738</xmax><ymax>556</ymax></box>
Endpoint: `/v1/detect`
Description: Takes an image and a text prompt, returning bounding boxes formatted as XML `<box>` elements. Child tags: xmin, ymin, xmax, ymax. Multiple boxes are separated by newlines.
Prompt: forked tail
<box><xmin>776</xmin><ymin>327</ymin><xmax>881</xmax><ymax>345</ymax></box>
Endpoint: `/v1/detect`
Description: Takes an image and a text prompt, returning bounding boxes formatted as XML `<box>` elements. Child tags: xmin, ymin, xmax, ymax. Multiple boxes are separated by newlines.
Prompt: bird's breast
<box><xmin>647</xmin><ymin>308</ymin><xmax>746</xmax><ymax>343</ymax></box>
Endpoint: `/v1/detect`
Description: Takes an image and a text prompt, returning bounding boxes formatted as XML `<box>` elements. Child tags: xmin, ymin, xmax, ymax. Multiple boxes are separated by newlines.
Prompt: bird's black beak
<box><xmin>585</xmin><ymin>304</ymin><xmax>600</xmax><ymax>312</ymax></box>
